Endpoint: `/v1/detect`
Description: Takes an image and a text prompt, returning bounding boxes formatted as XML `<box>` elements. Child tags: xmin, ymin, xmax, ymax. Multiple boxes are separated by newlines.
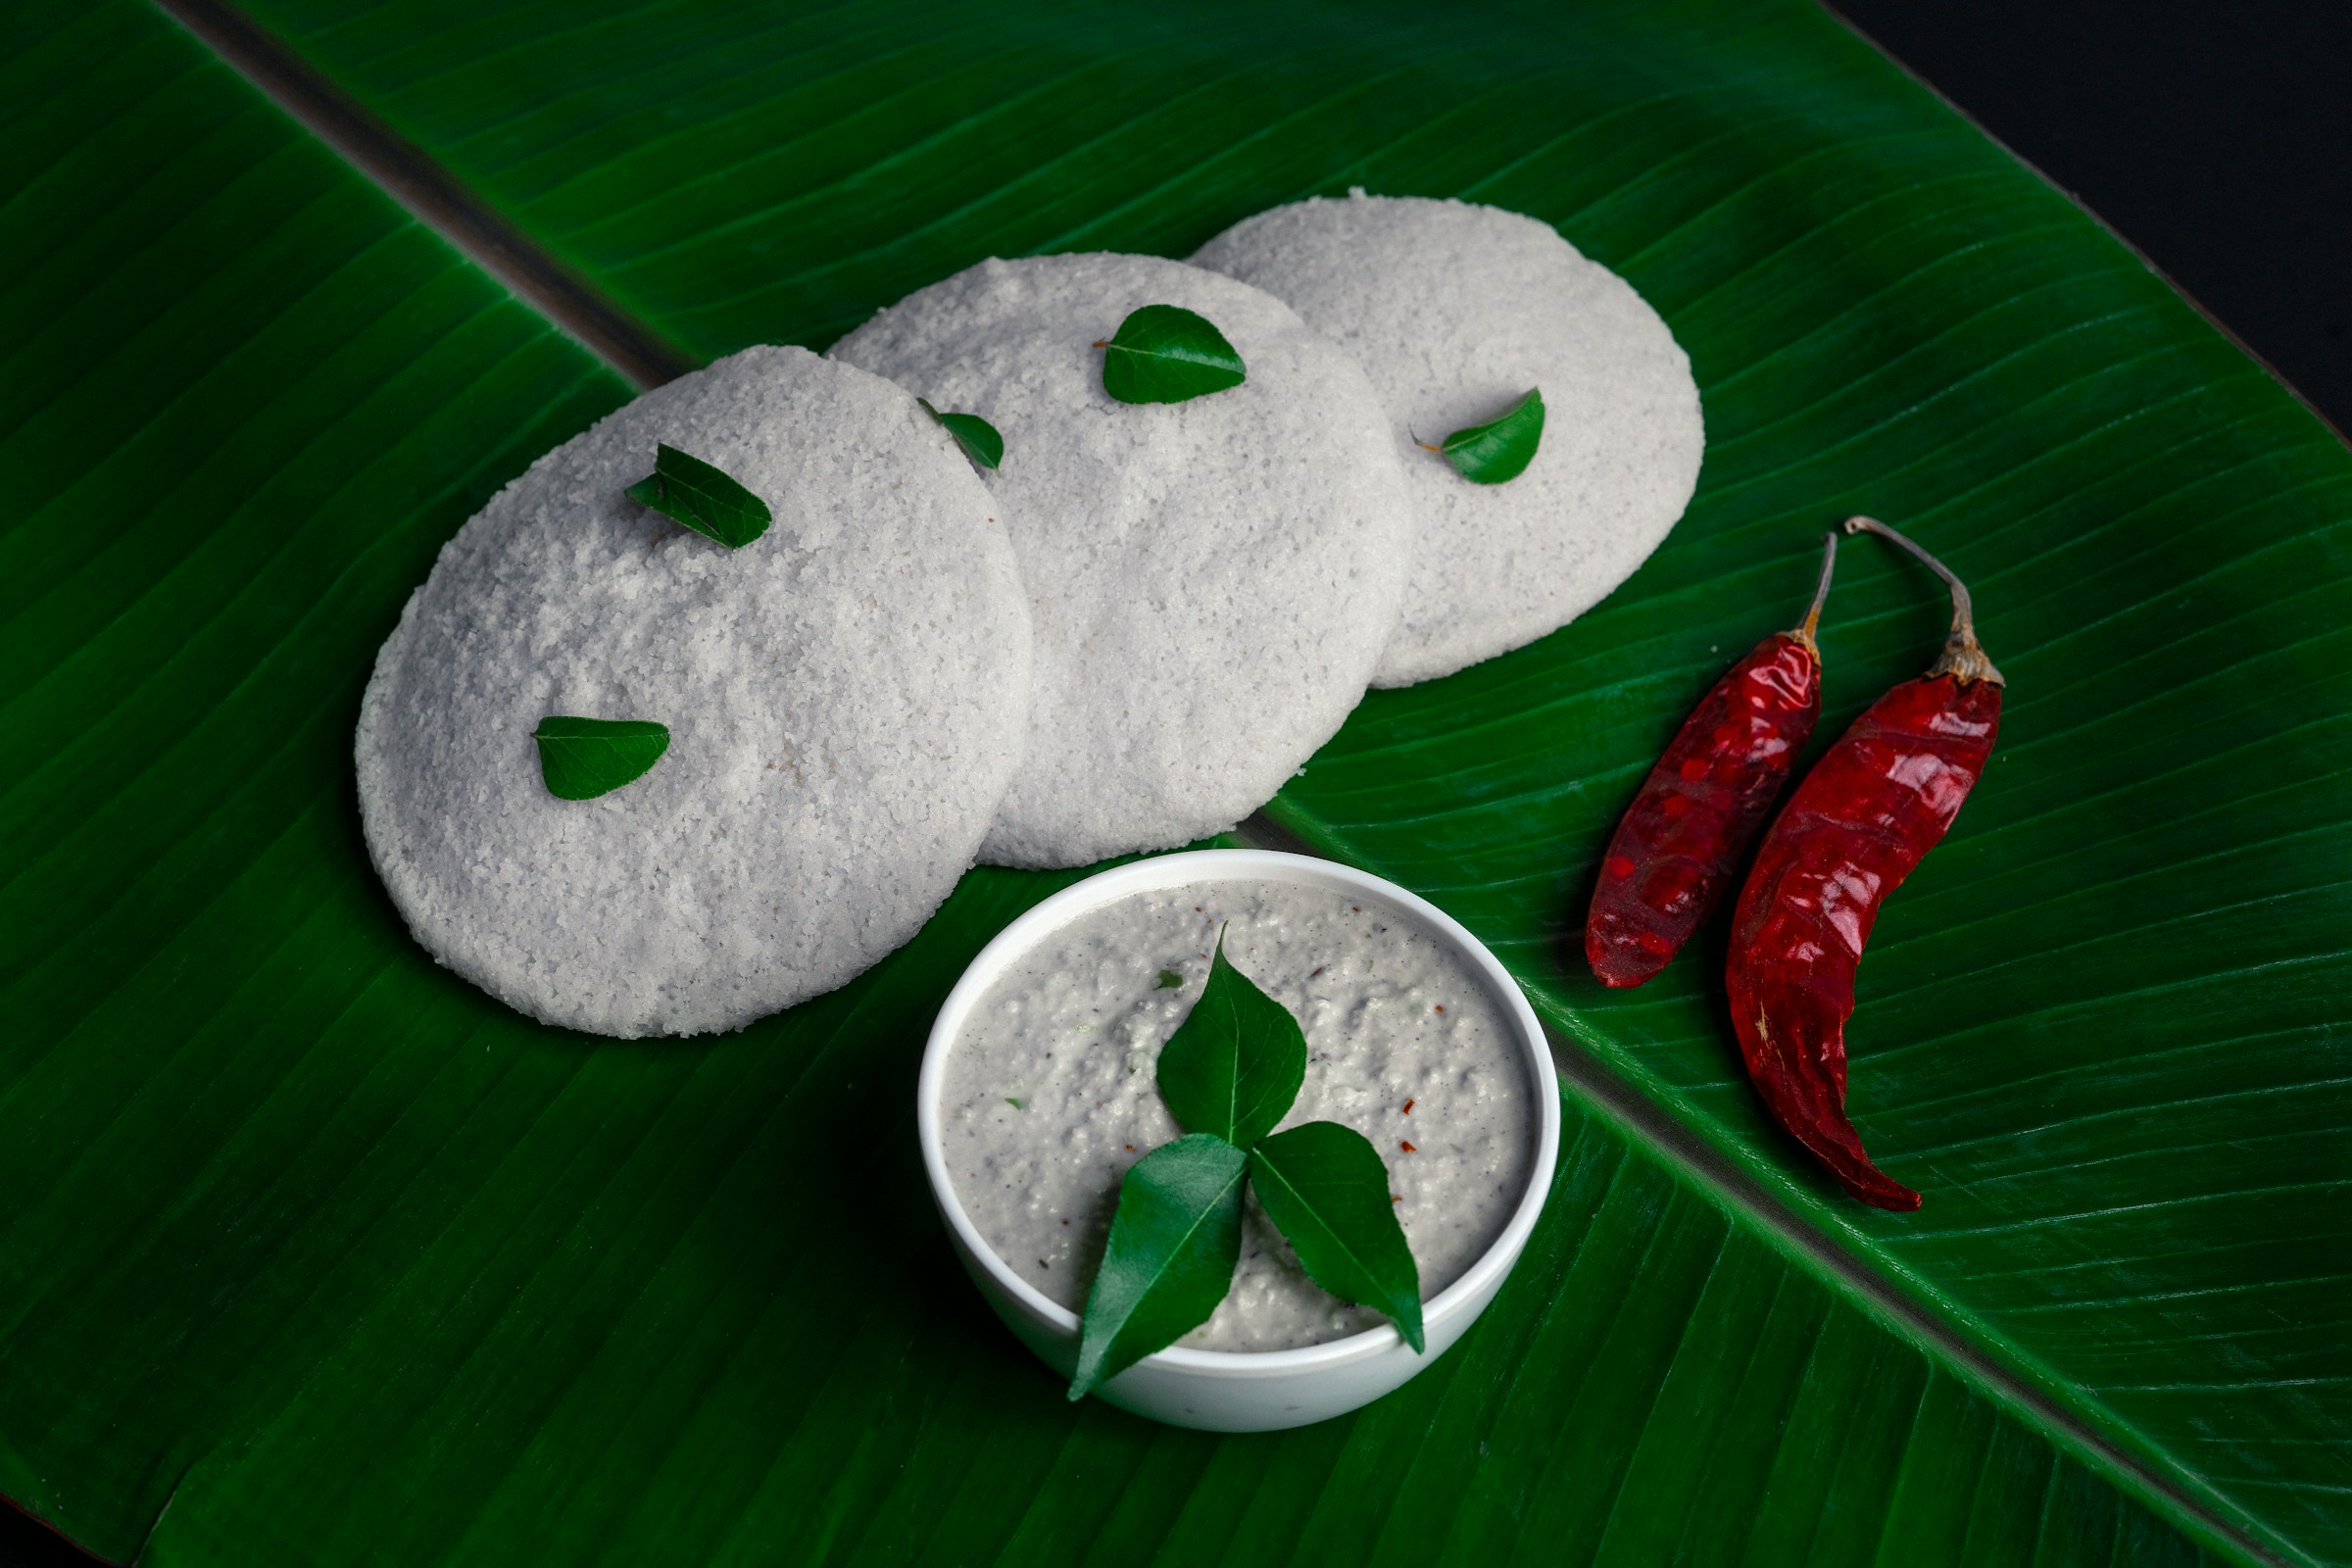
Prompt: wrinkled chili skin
<box><xmin>1587</xmin><ymin>632</ymin><xmax>1820</xmax><ymax>988</ymax></box>
<box><xmin>1726</xmin><ymin>673</ymin><xmax>2002</xmax><ymax>1210</ymax></box>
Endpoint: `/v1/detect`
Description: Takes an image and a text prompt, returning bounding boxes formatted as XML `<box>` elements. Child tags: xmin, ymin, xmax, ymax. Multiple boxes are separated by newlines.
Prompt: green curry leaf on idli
<box><xmin>916</xmin><ymin>397</ymin><xmax>1004</xmax><ymax>470</ymax></box>
<box><xmin>624</xmin><ymin>443</ymin><xmax>773</xmax><ymax>548</ymax></box>
<box><xmin>532</xmin><ymin>716</ymin><xmax>671</xmax><ymax>801</ymax></box>
<box><xmin>1098</xmin><ymin>304</ymin><xmax>1247</xmax><ymax>404</ymax></box>
<box><xmin>1436</xmin><ymin>387</ymin><xmax>1544</xmax><ymax>485</ymax></box>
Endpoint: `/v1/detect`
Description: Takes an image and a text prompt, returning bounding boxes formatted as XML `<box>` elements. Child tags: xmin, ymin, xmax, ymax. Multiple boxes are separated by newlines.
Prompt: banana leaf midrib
<box><xmin>150</xmin><ymin>0</ymin><xmax>695</xmax><ymax>386</ymax></box>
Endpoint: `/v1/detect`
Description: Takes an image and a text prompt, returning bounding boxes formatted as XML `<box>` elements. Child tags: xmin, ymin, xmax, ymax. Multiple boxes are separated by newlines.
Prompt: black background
<box><xmin>1831</xmin><ymin>0</ymin><xmax>2351</xmax><ymax>435</ymax></box>
<box><xmin>4</xmin><ymin>4</ymin><xmax>2345</xmax><ymax>1565</ymax></box>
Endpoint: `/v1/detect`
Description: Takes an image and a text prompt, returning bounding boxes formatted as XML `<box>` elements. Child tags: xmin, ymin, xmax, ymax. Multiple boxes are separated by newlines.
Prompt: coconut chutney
<box><xmin>1193</xmin><ymin>192</ymin><xmax>1704</xmax><ymax>687</ymax></box>
<box><xmin>939</xmin><ymin>879</ymin><xmax>1536</xmax><ymax>1351</ymax></box>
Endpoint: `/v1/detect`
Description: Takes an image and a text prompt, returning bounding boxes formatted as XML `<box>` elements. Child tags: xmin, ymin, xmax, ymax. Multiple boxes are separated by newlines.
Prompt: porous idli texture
<box><xmin>1194</xmin><ymin>193</ymin><xmax>1704</xmax><ymax>687</ymax></box>
<box><xmin>830</xmin><ymin>254</ymin><xmax>1410</xmax><ymax>869</ymax></box>
<box><xmin>355</xmin><ymin>345</ymin><xmax>1031</xmax><ymax>1038</ymax></box>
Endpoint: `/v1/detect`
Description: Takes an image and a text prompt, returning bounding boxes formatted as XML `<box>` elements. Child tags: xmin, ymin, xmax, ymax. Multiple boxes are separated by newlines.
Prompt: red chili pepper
<box><xmin>1726</xmin><ymin>516</ymin><xmax>2004</xmax><ymax>1211</ymax></box>
<box><xmin>1587</xmin><ymin>535</ymin><xmax>1838</xmax><ymax>988</ymax></box>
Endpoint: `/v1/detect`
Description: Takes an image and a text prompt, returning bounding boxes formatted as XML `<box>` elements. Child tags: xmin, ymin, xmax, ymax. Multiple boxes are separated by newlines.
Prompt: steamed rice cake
<box><xmin>356</xmin><ymin>346</ymin><xmax>1031</xmax><ymax>1038</ymax></box>
<box><xmin>831</xmin><ymin>253</ymin><xmax>1411</xmax><ymax>869</ymax></box>
<box><xmin>1195</xmin><ymin>193</ymin><xmax>1703</xmax><ymax>687</ymax></box>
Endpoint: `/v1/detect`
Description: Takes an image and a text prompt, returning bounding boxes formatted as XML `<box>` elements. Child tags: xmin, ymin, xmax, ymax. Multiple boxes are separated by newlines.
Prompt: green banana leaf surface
<box><xmin>3</xmin><ymin>0</ymin><xmax>2346</xmax><ymax>1564</ymax></box>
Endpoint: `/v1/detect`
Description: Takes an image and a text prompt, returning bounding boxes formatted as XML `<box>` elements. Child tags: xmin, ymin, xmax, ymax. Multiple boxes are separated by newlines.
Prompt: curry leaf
<box><xmin>1100</xmin><ymin>304</ymin><xmax>1246</xmax><ymax>405</ymax></box>
<box><xmin>624</xmin><ymin>443</ymin><xmax>772</xmax><ymax>548</ymax></box>
<box><xmin>1249</xmin><ymin>1121</ymin><xmax>1425</xmax><ymax>1352</ymax></box>
<box><xmin>1438</xmin><ymin>388</ymin><xmax>1544</xmax><ymax>484</ymax></box>
<box><xmin>531</xmin><ymin>716</ymin><xmax>670</xmax><ymax>801</ymax></box>
<box><xmin>1068</xmin><ymin>1134</ymin><xmax>1248</xmax><ymax>1400</ymax></box>
<box><xmin>1154</xmin><ymin>927</ymin><xmax>1306</xmax><ymax>1148</ymax></box>
<box><xmin>915</xmin><ymin>397</ymin><xmax>1004</xmax><ymax>470</ymax></box>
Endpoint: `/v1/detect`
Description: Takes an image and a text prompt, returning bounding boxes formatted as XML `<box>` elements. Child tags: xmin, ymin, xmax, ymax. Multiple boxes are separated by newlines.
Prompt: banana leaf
<box><xmin>2</xmin><ymin>0</ymin><xmax>2344</xmax><ymax>1564</ymax></box>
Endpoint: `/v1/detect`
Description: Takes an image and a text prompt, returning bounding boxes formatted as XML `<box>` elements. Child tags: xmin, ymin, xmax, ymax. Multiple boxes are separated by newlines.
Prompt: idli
<box><xmin>830</xmin><ymin>253</ymin><xmax>1411</xmax><ymax>869</ymax></box>
<box><xmin>1194</xmin><ymin>192</ymin><xmax>1704</xmax><ymax>687</ymax></box>
<box><xmin>356</xmin><ymin>345</ymin><xmax>1031</xmax><ymax>1038</ymax></box>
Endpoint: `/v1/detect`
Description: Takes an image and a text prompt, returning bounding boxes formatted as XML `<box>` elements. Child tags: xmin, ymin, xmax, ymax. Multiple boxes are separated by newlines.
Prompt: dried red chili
<box><xmin>1725</xmin><ymin>515</ymin><xmax>2004</xmax><ymax>1211</ymax></box>
<box><xmin>1587</xmin><ymin>535</ymin><xmax>1838</xmax><ymax>988</ymax></box>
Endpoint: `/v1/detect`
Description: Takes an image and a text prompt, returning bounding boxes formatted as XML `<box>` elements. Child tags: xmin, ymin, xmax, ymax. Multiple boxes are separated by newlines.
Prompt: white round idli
<box><xmin>356</xmin><ymin>344</ymin><xmax>1031</xmax><ymax>1038</ymax></box>
<box><xmin>1193</xmin><ymin>193</ymin><xmax>1704</xmax><ymax>687</ymax></box>
<box><xmin>829</xmin><ymin>253</ymin><xmax>1411</xmax><ymax>869</ymax></box>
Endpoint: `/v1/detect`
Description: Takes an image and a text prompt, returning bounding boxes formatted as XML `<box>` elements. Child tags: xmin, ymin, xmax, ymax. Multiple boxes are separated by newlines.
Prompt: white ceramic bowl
<box><xmin>916</xmin><ymin>849</ymin><xmax>1560</xmax><ymax>1432</ymax></box>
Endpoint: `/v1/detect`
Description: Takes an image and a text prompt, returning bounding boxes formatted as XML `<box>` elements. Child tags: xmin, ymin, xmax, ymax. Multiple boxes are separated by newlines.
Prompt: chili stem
<box><xmin>1842</xmin><ymin>515</ymin><xmax>2004</xmax><ymax>685</ymax></box>
<box><xmin>1793</xmin><ymin>531</ymin><xmax>1838</xmax><ymax>651</ymax></box>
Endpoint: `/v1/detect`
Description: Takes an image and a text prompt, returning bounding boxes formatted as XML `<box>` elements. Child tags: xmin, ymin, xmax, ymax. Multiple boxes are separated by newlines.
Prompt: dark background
<box><xmin>4</xmin><ymin>3</ymin><xmax>2345</xmax><ymax>1565</ymax></box>
<box><xmin>1831</xmin><ymin>0</ymin><xmax>2351</xmax><ymax>436</ymax></box>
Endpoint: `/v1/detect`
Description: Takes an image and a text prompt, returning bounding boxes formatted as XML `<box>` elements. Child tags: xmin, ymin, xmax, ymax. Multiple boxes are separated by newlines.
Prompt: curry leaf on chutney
<box><xmin>1068</xmin><ymin>1134</ymin><xmax>1249</xmax><ymax>1399</ymax></box>
<box><xmin>1249</xmin><ymin>1120</ymin><xmax>1424</xmax><ymax>1351</ymax></box>
<box><xmin>1154</xmin><ymin>927</ymin><xmax>1306</xmax><ymax>1149</ymax></box>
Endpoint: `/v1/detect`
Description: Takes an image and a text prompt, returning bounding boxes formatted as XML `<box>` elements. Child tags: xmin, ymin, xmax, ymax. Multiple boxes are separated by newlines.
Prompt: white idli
<box><xmin>830</xmin><ymin>253</ymin><xmax>1411</xmax><ymax>869</ymax></box>
<box><xmin>356</xmin><ymin>344</ymin><xmax>1031</xmax><ymax>1038</ymax></box>
<box><xmin>1193</xmin><ymin>193</ymin><xmax>1704</xmax><ymax>686</ymax></box>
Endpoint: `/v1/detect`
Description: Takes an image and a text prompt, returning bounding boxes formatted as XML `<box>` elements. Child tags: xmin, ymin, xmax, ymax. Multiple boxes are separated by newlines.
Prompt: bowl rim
<box><xmin>916</xmin><ymin>847</ymin><xmax>1562</xmax><ymax>1379</ymax></box>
